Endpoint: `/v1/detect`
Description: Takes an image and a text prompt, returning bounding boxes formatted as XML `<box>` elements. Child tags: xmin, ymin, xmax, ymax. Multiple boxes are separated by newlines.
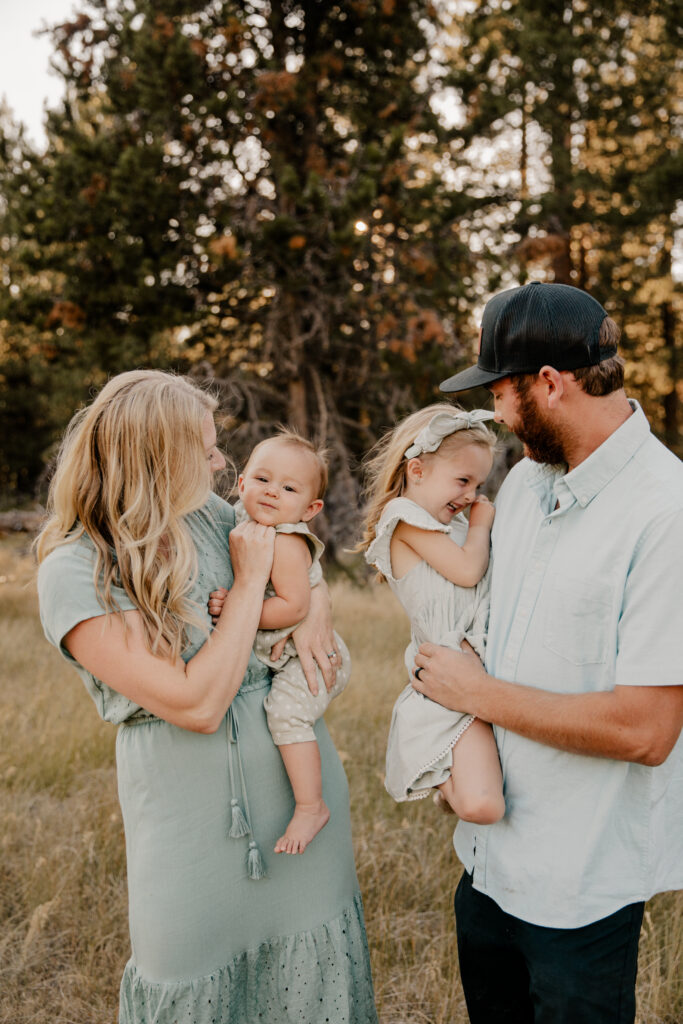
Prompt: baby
<box><xmin>211</xmin><ymin>430</ymin><xmax>350</xmax><ymax>854</ymax></box>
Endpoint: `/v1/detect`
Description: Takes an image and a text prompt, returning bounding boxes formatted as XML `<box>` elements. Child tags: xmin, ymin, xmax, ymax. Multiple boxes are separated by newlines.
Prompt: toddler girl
<box><xmin>210</xmin><ymin>429</ymin><xmax>350</xmax><ymax>854</ymax></box>
<box><xmin>359</xmin><ymin>404</ymin><xmax>504</xmax><ymax>823</ymax></box>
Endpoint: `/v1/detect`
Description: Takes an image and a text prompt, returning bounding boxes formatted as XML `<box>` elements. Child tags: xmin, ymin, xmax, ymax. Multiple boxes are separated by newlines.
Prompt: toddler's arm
<box><xmin>393</xmin><ymin>497</ymin><xmax>494</xmax><ymax>587</ymax></box>
<box><xmin>258</xmin><ymin>533</ymin><xmax>312</xmax><ymax>630</ymax></box>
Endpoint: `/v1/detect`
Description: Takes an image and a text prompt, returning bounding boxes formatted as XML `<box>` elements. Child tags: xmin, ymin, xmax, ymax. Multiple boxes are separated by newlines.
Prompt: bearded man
<box><xmin>412</xmin><ymin>282</ymin><xmax>683</xmax><ymax>1024</ymax></box>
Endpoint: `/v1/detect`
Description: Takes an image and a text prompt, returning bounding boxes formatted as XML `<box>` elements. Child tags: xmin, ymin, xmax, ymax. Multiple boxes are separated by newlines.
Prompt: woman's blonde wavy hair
<box><xmin>35</xmin><ymin>370</ymin><xmax>220</xmax><ymax>660</ymax></box>
<box><xmin>358</xmin><ymin>402</ymin><xmax>496</xmax><ymax>558</ymax></box>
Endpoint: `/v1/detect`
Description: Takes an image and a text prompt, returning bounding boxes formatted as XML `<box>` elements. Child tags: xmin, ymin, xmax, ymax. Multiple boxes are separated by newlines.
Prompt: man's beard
<box><xmin>514</xmin><ymin>383</ymin><xmax>567</xmax><ymax>466</ymax></box>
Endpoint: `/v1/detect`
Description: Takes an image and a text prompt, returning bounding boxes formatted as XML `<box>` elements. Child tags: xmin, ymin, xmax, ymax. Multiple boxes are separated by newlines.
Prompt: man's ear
<box><xmin>537</xmin><ymin>365</ymin><xmax>565</xmax><ymax>409</ymax></box>
<box><xmin>301</xmin><ymin>498</ymin><xmax>324</xmax><ymax>522</ymax></box>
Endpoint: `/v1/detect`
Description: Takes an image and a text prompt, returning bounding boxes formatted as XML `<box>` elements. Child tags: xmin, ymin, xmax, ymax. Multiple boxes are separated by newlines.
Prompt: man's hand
<box><xmin>414</xmin><ymin>642</ymin><xmax>683</xmax><ymax>766</ymax></box>
<box><xmin>412</xmin><ymin>640</ymin><xmax>488</xmax><ymax>714</ymax></box>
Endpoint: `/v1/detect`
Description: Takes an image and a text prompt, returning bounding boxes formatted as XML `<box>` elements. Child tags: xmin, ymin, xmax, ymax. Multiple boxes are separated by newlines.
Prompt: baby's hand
<box><xmin>468</xmin><ymin>495</ymin><xmax>495</xmax><ymax>529</ymax></box>
<box><xmin>208</xmin><ymin>587</ymin><xmax>228</xmax><ymax>624</ymax></box>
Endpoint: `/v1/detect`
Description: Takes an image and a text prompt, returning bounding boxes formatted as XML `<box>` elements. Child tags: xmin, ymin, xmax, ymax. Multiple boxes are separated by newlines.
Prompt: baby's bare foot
<box><xmin>274</xmin><ymin>801</ymin><xmax>330</xmax><ymax>854</ymax></box>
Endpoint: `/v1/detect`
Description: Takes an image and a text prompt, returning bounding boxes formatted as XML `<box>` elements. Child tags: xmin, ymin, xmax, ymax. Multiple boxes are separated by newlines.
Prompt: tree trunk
<box><xmin>287</xmin><ymin>376</ymin><xmax>308</xmax><ymax>435</ymax></box>
<box><xmin>661</xmin><ymin>300</ymin><xmax>680</xmax><ymax>455</ymax></box>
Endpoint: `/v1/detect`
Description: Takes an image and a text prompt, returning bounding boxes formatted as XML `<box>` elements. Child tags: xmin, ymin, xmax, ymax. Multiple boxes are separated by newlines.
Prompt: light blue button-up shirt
<box><xmin>454</xmin><ymin>402</ymin><xmax>683</xmax><ymax>927</ymax></box>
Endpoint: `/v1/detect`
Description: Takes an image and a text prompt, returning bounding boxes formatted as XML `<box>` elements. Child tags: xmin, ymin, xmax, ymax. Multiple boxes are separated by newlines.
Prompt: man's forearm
<box><xmin>467</xmin><ymin>675</ymin><xmax>657</xmax><ymax>763</ymax></box>
<box><xmin>413</xmin><ymin>645</ymin><xmax>683</xmax><ymax>767</ymax></box>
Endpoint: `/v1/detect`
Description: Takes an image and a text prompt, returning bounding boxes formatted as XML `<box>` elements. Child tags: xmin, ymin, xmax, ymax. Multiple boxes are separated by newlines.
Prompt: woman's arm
<box><xmin>64</xmin><ymin>521</ymin><xmax>274</xmax><ymax>734</ymax></box>
<box><xmin>259</xmin><ymin>533</ymin><xmax>312</xmax><ymax>629</ymax></box>
<box><xmin>392</xmin><ymin>498</ymin><xmax>494</xmax><ymax>587</ymax></box>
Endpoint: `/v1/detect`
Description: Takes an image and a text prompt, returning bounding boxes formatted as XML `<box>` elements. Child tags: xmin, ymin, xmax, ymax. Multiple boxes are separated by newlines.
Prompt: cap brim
<box><xmin>439</xmin><ymin>364</ymin><xmax>508</xmax><ymax>393</ymax></box>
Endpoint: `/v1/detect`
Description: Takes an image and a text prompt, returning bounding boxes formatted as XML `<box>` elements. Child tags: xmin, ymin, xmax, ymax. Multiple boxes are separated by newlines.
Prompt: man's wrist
<box><xmin>461</xmin><ymin>662</ymin><xmax>491</xmax><ymax>717</ymax></box>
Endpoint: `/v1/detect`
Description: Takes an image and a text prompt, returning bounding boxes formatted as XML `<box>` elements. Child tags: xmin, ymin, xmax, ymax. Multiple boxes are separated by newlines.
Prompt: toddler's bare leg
<box><xmin>274</xmin><ymin>741</ymin><xmax>330</xmax><ymax>854</ymax></box>
<box><xmin>438</xmin><ymin>719</ymin><xmax>505</xmax><ymax>824</ymax></box>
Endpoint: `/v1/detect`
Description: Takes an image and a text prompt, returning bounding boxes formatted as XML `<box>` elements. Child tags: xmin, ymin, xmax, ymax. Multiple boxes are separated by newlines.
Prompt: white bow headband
<box><xmin>404</xmin><ymin>410</ymin><xmax>495</xmax><ymax>459</ymax></box>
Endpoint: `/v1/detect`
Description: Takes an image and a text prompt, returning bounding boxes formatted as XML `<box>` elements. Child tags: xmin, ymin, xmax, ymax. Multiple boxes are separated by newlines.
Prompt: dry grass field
<box><xmin>1</xmin><ymin>536</ymin><xmax>681</xmax><ymax>1023</ymax></box>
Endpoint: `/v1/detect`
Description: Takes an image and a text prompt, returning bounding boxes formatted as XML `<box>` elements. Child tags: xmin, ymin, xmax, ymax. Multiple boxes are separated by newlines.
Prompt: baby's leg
<box><xmin>274</xmin><ymin>741</ymin><xmax>330</xmax><ymax>854</ymax></box>
<box><xmin>438</xmin><ymin>718</ymin><xmax>505</xmax><ymax>824</ymax></box>
<box><xmin>265</xmin><ymin>657</ymin><xmax>334</xmax><ymax>854</ymax></box>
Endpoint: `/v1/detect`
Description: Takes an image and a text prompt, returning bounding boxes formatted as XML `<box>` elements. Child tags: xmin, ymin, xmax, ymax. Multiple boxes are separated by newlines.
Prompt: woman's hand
<box><xmin>228</xmin><ymin>520</ymin><xmax>275</xmax><ymax>594</ymax></box>
<box><xmin>270</xmin><ymin>582</ymin><xmax>339</xmax><ymax>696</ymax></box>
<box><xmin>207</xmin><ymin>523</ymin><xmax>274</xmax><ymax>623</ymax></box>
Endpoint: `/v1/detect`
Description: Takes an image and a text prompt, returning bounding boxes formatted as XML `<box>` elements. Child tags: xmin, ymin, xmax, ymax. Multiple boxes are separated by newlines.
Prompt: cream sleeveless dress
<box><xmin>366</xmin><ymin>497</ymin><xmax>489</xmax><ymax>801</ymax></box>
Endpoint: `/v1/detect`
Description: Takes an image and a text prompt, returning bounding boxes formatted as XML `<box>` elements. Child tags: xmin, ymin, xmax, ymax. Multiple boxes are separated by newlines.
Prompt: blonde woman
<box><xmin>36</xmin><ymin>371</ymin><xmax>377</xmax><ymax>1024</ymax></box>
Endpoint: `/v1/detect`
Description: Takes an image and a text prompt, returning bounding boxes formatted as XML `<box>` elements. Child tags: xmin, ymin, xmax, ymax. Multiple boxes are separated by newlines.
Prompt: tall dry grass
<box><xmin>0</xmin><ymin>538</ymin><xmax>681</xmax><ymax>1023</ymax></box>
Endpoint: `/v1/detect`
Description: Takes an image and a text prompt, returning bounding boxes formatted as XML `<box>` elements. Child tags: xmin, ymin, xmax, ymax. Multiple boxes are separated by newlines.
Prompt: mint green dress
<box><xmin>38</xmin><ymin>493</ymin><xmax>377</xmax><ymax>1024</ymax></box>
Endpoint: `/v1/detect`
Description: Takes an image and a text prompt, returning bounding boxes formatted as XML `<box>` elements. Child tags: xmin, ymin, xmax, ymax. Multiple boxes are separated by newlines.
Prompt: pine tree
<box><xmin>446</xmin><ymin>0</ymin><xmax>682</xmax><ymax>450</ymax></box>
<box><xmin>0</xmin><ymin>0</ymin><xmax>484</xmax><ymax>529</ymax></box>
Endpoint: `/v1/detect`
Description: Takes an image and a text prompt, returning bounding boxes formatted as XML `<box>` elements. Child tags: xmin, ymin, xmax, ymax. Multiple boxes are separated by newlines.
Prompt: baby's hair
<box><xmin>358</xmin><ymin>402</ymin><xmax>496</xmax><ymax>553</ymax></box>
<box><xmin>245</xmin><ymin>427</ymin><xmax>329</xmax><ymax>499</ymax></box>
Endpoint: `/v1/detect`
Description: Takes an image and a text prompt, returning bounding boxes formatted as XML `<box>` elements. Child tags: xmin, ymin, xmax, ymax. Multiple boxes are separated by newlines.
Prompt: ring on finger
<box><xmin>326</xmin><ymin>651</ymin><xmax>337</xmax><ymax>660</ymax></box>
<box><xmin>414</xmin><ymin>667</ymin><xmax>423</xmax><ymax>681</ymax></box>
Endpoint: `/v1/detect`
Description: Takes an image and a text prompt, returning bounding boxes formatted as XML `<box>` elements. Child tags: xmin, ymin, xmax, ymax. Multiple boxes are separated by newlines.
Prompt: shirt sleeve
<box><xmin>615</xmin><ymin>508</ymin><xmax>683</xmax><ymax>687</ymax></box>
<box><xmin>38</xmin><ymin>541</ymin><xmax>137</xmax><ymax>665</ymax></box>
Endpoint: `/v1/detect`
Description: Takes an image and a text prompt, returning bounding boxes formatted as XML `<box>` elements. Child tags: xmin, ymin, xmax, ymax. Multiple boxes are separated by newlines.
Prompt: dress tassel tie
<box><xmin>247</xmin><ymin>839</ymin><xmax>267</xmax><ymax>880</ymax></box>
<box><xmin>226</xmin><ymin>705</ymin><xmax>267</xmax><ymax>879</ymax></box>
<box><xmin>229</xmin><ymin>798</ymin><xmax>250</xmax><ymax>839</ymax></box>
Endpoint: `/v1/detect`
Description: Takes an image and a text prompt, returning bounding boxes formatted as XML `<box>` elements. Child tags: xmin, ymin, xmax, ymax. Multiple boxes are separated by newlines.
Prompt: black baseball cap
<box><xmin>440</xmin><ymin>282</ymin><xmax>612</xmax><ymax>393</ymax></box>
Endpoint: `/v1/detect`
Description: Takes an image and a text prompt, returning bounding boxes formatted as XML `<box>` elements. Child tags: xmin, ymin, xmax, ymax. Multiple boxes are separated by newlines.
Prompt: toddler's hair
<box><xmin>358</xmin><ymin>402</ymin><xmax>496</xmax><ymax>554</ymax></box>
<box><xmin>245</xmin><ymin>427</ymin><xmax>329</xmax><ymax>499</ymax></box>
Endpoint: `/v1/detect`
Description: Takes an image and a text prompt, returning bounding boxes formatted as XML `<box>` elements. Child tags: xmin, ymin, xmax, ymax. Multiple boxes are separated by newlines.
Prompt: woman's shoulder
<box><xmin>187</xmin><ymin>491</ymin><xmax>236</xmax><ymax>544</ymax></box>
<box><xmin>38</xmin><ymin>533</ymin><xmax>136</xmax><ymax>615</ymax></box>
<box><xmin>38</xmin><ymin>533</ymin><xmax>97</xmax><ymax>587</ymax></box>
<box><xmin>202</xmin><ymin>490</ymin><xmax>236</xmax><ymax>525</ymax></box>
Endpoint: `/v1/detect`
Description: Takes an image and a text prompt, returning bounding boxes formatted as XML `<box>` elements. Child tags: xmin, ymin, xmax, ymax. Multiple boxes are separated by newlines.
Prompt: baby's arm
<box><xmin>393</xmin><ymin>497</ymin><xmax>495</xmax><ymax>587</ymax></box>
<box><xmin>258</xmin><ymin>533</ymin><xmax>312</xmax><ymax>630</ymax></box>
<box><xmin>207</xmin><ymin>534</ymin><xmax>312</xmax><ymax>628</ymax></box>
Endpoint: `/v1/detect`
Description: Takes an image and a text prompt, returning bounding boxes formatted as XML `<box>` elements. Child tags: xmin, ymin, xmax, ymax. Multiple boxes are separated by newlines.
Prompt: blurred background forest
<box><xmin>1</xmin><ymin>0</ymin><xmax>681</xmax><ymax>550</ymax></box>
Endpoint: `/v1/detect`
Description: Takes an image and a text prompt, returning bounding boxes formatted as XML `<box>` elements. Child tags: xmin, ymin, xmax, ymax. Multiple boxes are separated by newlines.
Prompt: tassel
<box><xmin>247</xmin><ymin>840</ymin><xmax>267</xmax><ymax>880</ymax></box>
<box><xmin>229</xmin><ymin>798</ymin><xmax>250</xmax><ymax>839</ymax></box>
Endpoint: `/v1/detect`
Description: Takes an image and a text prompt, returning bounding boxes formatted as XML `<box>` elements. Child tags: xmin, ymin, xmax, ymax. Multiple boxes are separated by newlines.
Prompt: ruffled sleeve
<box><xmin>275</xmin><ymin>520</ymin><xmax>325</xmax><ymax>568</ymax></box>
<box><xmin>365</xmin><ymin>497</ymin><xmax>450</xmax><ymax>581</ymax></box>
<box><xmin>233</xmin><ymin>501</ymin><xmax>325</xmax><ymax>584</ymax></box>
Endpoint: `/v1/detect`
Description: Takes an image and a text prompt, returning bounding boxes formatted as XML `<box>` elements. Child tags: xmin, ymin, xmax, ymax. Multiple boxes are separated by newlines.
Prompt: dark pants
<box><xmin>454</xmin><ymin>870</ymin><xmax>644</xmax><ymax>1024</ymax></box>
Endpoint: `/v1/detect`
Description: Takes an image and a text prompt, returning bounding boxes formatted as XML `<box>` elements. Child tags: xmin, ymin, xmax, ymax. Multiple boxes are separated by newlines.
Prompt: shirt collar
<box><xmin>524</xmin><ymin>400</ymin><xmax>650</xmax><ymax>510</ymax></box>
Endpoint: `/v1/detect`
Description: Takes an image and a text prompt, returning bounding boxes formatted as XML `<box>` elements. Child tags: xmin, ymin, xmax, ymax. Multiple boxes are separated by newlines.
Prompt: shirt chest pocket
<box><xmin>543</xmin><ymin>575</ymin><xmax>613</xmax><ymax>665</ymax></box>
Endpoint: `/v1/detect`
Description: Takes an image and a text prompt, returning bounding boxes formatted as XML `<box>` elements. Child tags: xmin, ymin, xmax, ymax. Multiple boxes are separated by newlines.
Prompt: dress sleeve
<box><xmin>365</xmin><ymin>497</ymin><xmax>450</xmax><ymax>581</ymax></box>
<box><xmin>275</xmin><ymin>521</ymin><xmax>325</xmax><ymax>565</ymax></box>
<box><xmin>38</xmin><ymin>540</ymin><xmax>137</xmax><ymax>665</ymax></box>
